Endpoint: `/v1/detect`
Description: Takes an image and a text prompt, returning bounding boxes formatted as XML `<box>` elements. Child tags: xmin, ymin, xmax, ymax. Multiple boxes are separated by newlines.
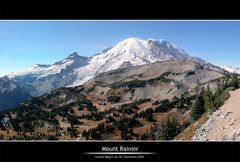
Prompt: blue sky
<box><xmin>0</xmin><ymin>21</ymin><xmax>239</xmax><ymax>77</ymax></box>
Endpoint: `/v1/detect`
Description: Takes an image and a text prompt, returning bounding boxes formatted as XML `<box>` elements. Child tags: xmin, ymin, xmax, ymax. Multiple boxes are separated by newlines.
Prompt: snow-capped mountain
<box><xmin>7</xmin><ymin>52</ymin><xmax>89</xmax><ymax>96</ymax></box>
<box><xmin>5</xmin><ymin>37</ymin><xmax>214</xmax><ymax>96</ymax></box>
<box><xmin>8</xmin><ymin>52</ymin><xmax>88</xmax><ymax>80</ymax></box>
<box><xmin>219</xmin><ymin>65</ymin><xmax>240</xmax><ymax>74</ymax></box>
<box><xmin>0</xmin><ymin>37</ymin><xmax>227</xmax><ymax>110</ymax></box>
<box><xmin>71</xmin><ymin>38</ymin><xmax>207</xmax><ymax>86</ymax></box>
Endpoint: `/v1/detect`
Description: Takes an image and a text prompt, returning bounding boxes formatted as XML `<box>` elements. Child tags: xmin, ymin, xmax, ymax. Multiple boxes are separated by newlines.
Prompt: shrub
<box><xmin>155</xmin><ymin>99</ymin><xmax>172</xmax><ymax>112</ymax></box>
<box><xmin>67</xmin><ymin>127</ymin><xmax>78</xmax><ymax>138</ymax></box>
<box><xmin>140</xmin><ymin>133</ymin><xmax>148</xmax><ymax>140</ymax></box>
<box><xmin>214</xmin><ymin>87</ymin><xmax>235</xmax><ymax>108</ymax></box>
<box><xmin>107</xmin><ymin>96</ymin><xmax>121</xmax><ymax>103</ymax></box>
<box><xmin>185</xmin><ymin>71</ymin><xmax>195</xmax><ymax>77</ymax></box>
<box><xmin>87</xmin><ymin>112</ymin><xmax>104</xmax><ymax>121</ymax></box>
<box><xmin>67</xmin><ymin>115</ymin><xmax>80</xmax><ymax>126</ymax></box>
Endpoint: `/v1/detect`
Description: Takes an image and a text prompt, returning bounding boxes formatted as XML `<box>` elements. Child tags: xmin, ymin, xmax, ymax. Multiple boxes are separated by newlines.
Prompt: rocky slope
<box><xmin>0</xmin><ymin>60</ymin><xmax>226</xmax><ymax>140</ymax></box>
<box><xmin>192</xmin><ymin>88</ymin><xmax>240</xmax><ymax>141</ymax></box>
<box><xmin>0</xmin><ymin>53</ymin><xmax>89</xmax><ymax>111</ymax></box>
<box><xmin>83</xmin><ymin>60</ymin><xmax>225</xmax><ymax>108</ymax></box>
<box><xmin>0</xmin><ymin>77</ymin><xmax>31</xmax><ymax>110</ymax></box>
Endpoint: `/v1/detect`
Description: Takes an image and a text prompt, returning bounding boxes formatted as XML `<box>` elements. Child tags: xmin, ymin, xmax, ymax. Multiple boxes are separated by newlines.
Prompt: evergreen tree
<box><xmin>230</xmin><ymin>74</ymin><xmax>239</xmax><ymax>89</ymax></box>
<box><xmin>146</xmin><ymin>113</ymin><xmax>155</xmax><ymax>122</ymax></box>
<box><xmin>194</xmin><ymin>79</ymin><xmax>201</xmax><ymax>93</ymax></box>
<box><xmin>223</xmin><ymin>77</ymin><xmax>230</xmax><ymax>89</ymax></box>
<box><xmin>190</xmin><ymin>90</ymin><xmax>205</xmax><ymax>121</ymax></box>
<box><xmin>82</xmin><ymin>130</ymin><xmax>87</xmax><ymax>137</ymax></box>
<box><xmin>90</xmin><ymin>130</ymin><xmax>101</xmax><ymax>140</ymax></box>
<box><xmin>172</xmin><ymin>96</ymin><xmax>184</xmax><ymax>108</ymax></box>
<box><xmin>67</xmin><ymin>127</ymin><xmax>78</xmax><ymax>138</ymax></box>
<box><xmin>152</xmin><ymin>116</ymin><xmax>180</xmax><ymax>140</ymax></box>
<box><xmin>121</xmin><ymin>127</ymin><xmax>129</xmax><ymax>140</ymax></box>
<box><xmin>204</xmin><ymin>84</ymin><xmax>214</xmax><ymax>111</ymax></box>
<box><xmin>140</xmin><ymin>133</ymin><xmax>148</xmax><ymax>140</ymax></box>
<box><xmin>214</xmin><ymin>80</ymin><xmax>222</xmax><ymax>99</ymax></box>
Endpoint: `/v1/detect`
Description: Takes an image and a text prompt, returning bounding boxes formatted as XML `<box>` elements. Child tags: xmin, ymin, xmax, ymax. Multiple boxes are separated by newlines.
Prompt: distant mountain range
<box><xmin>0</xmin><ymin>38</ymin><xmax>232</xmax><ymax>110</ymax></box>
<box><xmin>7</xmin><ymin>38</ymin><xmax>209</xmax><ymax>90</ymax></box>
<box><xmin>0</xmin><ymin>77</ymin><xmax>31</xmax><ymax>110</ymax></box>
<box><xmin>0</xmin><ymin>60</ymin><xmax>226</xmax><ymax>140</ymax></box>
<box><xmin>7</xmin><ymin>53</ymin><xmax>89</xmax><ymax>96</ymax></box>
<box><xmin>219</xmin><ymin>65</ymin><xmax>240</xmax><ymax>74</ymax></box>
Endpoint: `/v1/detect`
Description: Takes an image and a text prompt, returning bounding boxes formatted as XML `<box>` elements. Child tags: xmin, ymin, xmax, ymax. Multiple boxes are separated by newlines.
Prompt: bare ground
<box><xmin>193</xmin><ymin>89</ymin><xmax>240</xmax><ymax>141</ymax></box>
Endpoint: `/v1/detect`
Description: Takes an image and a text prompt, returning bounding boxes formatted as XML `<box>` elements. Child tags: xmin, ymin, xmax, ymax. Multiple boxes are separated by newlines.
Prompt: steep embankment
<box><xmin>193</xmin><ymin>89</ymin><xmax>240</xmax><ymax>141</ymax></box>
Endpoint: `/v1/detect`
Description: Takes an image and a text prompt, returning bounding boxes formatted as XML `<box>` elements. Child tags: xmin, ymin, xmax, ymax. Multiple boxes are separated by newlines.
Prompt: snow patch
<box><xmin>219</xmin><ymin>65</ymin><xmax>240</xmax><ymax>74</ymax></box>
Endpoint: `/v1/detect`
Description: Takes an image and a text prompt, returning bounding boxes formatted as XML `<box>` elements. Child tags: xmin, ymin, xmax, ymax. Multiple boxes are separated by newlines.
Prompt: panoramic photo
<box><xmin>0</xmin><ymin>21</ymin><xmax>239</xmax><ymax>141</ymax></box>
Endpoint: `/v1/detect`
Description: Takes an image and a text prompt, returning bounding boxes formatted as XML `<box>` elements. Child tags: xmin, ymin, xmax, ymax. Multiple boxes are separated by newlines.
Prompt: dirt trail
<box><xmin>193</xmin><ymin>89</ymin><xmax>240</xmax><ymax>141</ymax></box>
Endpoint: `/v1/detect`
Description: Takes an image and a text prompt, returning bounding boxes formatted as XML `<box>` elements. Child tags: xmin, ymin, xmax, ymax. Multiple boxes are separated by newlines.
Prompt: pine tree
<box><xmin>146</xmin><ymin>113</ymin><xmax>155</xmax><ymax>122</ymax></box>
<box><xmin>121</xmin><ymin>127</ymin><xmax>129</xmax><ymax>140</ymax></box>
<box><xmin>204</xmin><ymin>84</ymin><xmax>214</xmax><ymax>111</ymax></box>
<box><xmin>172</xmin><ymin>96</ymin><xmax>179</xmax><ymax>107</ymax></box>
<box><xmin>230</xmin><ymin>74</ymin><xmax>239</xmax><ymax>89</ymax></box>
<box><xmin>223</xmin><ymin>77</ymin><xmax>230</xmax><ymax>89</ymax></box>
<box><xmin>152</xmin><ymin>116</ymin><xmax>180</xmax><ymax>140</ymax></box>
<box><xmin>82</xmin><ymin>130</ymin><xmax>87</xmax><ymax>137</ymax></box>
<box><xmin>140</xmin><ymin>133</ymin><xmax>148</xmax><ymax>140</ymax></box>
<box><xmin>214</xmin><ymin>80</ymin><xmax>222</xmax><ymax>99</ymax></box>
<box><xmin>194</xmin><ymin>79</ymin><xmax>201</xmax><ymax>93</ymax></box>
<box><xmin>190</xmin><ymin>90</ymin><xmax>205</xmax><ymax>121</ymax></box>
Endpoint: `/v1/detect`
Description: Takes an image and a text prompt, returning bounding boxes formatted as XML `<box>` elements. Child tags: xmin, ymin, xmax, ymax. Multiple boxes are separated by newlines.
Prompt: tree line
<box><xmin>191</xmin><ymin>74</ymin><xmax>239</xmax><ymax>121</ymax></box>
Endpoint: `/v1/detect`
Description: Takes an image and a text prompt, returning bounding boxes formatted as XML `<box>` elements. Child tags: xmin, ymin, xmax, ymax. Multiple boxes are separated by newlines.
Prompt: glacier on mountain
<box><xmin>219</xmin><ymin>65</ymin><xmax>240</xmax><ymax>74</ymax></box>
<box><xmin>5</xmin><ymin>38</ymin><xmax>213</xmax><ymax>95</ymax></box>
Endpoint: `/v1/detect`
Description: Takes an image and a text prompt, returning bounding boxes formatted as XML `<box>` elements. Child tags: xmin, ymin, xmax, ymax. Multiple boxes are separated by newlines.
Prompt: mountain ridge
<box><xmin>0</xmin><ymin>77</ymin><xmax>31</xmax><ymax>110</ymax></box>
<box><xmin>0</xmin><ymin>37</ymin><xmax>227</xmax><ymax>110</ymax></box>
<box><xmin>0</xmin><ymin>59</ymin><xmax>227</xmax><ymax>140</ymax></box>
<box><xmin>219</xmin><ymin>65</ymin><xmax>240</xmax><ymax>74</ymax></box>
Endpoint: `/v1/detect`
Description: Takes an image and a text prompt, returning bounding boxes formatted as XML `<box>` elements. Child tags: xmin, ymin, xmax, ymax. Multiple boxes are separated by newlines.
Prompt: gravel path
<box><xmin>192</xmin><ymin>89</ymin><xmax>240</xmax><ymax>141</ymax></box>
